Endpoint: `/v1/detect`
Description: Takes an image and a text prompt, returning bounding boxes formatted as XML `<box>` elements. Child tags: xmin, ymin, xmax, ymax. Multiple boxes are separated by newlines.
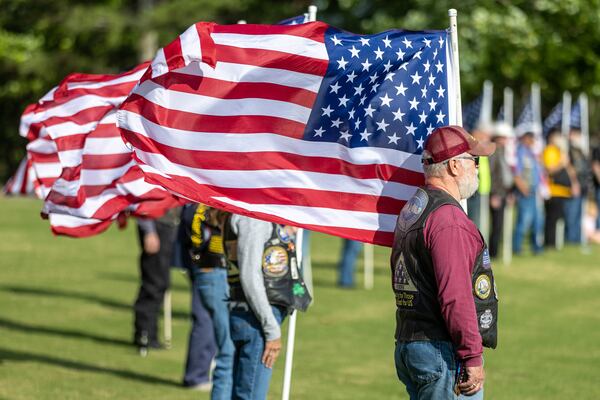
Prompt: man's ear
<box><xmin>447</xmin><ymin>159</ymin><xmax>460</xmax><ymax>177</ymax></box>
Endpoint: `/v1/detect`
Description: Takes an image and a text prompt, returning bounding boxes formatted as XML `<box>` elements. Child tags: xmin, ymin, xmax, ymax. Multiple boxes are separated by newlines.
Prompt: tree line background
<box><xmin>2</xmin><ymin>0</ymin><xmax>599</xmax><ymax>181</ymax></box>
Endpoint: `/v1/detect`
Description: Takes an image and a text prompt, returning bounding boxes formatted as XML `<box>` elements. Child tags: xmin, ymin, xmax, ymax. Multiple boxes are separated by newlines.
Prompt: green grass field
<box><xmin>1</xmin><ymin>196</ymin><xmax>600</xmax><ymax>399</ymax></box>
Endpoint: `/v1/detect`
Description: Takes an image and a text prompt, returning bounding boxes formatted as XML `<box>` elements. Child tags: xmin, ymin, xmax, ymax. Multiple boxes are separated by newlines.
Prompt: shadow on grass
<box><xmin>0</xmin><ymin>317</ymin><xmax>132</xmax><ymax>347</ymax></box>
<box><xmin>0</xmin><ymin>285</ymin><xmax>189</xmax><ymax>320</ymax></box>
<box><xmin>0</xmin><ymin>347</ymin><xmax>179</xmax><ymax>387</ymax></box>
<box><xmin>96</xmin><ymin>271</ymin><xmax>190</xmax><ymax>292</ymax></box>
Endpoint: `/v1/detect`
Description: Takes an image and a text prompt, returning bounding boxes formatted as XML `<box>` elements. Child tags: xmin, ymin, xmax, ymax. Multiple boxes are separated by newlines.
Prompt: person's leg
<box><xmin>231</xmin><ymin>306</ymin><xmax>286</xmax><ymax>400</ymax></box>
<box><xmin>134</xmin><ymin>222</ymin><xmax>177</xmax><ymax>345</ymax></box>
<box><xmin>595</xmin><ymin>188</ymin><xmax>600</xmax><ymax>230</ymax></box>
<box><xmin>572</xmin><ymin>195</ymin><xmax>583</xmax><ymax>243</ymax></box>
<box><xmin>394</xmin><ymin>342</ymin><xmax>418</xmax><ymax>400</ymax></box>
<box><xmin>564</xmin><ymin>196</ymin><xmax>580</xmax><ymax>243</ymax></box>
<box><xmin>531</xmin><ymin>196</ymin><xmax>544</xmax><ymax>254</ymax></box>
<box><xmin>513</xmin><ymin>196</ymin><xmax>532</xmax><ymax>254</ymax></box>
<box><xmin>183</xmin><ymin>274</ymin><xmax>217</xmax><ymax>387</ymax></box>
<box><xmin>544</xmin><ymin>199</ymin><xmax>558</xmax><ymax>248</ymax></box>
<box><xmin>488</xmin><ymin>201</ymin><xmax>504</xmax><ymax>258</ymax></box>
<box><xmin>396</xmin><ymin>341</ymin><xmax>477</xmax><ymax>399</ymax></box>
<box><xmin>197</xmin><ymin>269</ymin><xmax>234</xmax><ymax>400</ymax></box>
<box><xmin>134</xmin><ymin>226</ymin><xmax>165</xmax><ymax>345</ymax></box>
<box><xmin>337</xmin><ymin>239</ymin><xmax>362</xmax><ymax>287</ymax></box>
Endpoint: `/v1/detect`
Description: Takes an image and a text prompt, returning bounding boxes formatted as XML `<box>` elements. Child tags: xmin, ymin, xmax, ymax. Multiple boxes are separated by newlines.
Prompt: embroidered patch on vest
<box><xmin>262</xmin><ymin>245</ymin><xmax>289</xmax><ymax>277</ymax></box>
<box><xmin>482</xmin><ymin>248</ymin><xmax>491</xmax><ymax>269</ymax></box>
<box><xmin>474</xmin><ymin>274</ymin><xmax>492</xmax><ymax>300</ymax></box>
<box><xmin>398</xmin><ymin>188</ymin><xmax>429</xmax><ymax>231</ymax></box>
<box><xmin>276</xmin><ymin>226</ymin><xmax>292</xmax><ymax>243</ymax></box>
<box><xmin>480</xmin><ymin>309</ymin><xmax>493</xmax><ymax>329</ymax></box>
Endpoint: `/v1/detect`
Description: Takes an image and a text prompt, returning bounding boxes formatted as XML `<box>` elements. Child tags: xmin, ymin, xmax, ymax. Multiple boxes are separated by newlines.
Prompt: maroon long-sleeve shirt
<box><xmin>423</xmin><ymin>191</ymin><xmax>484</xmax><ymax>367</ymax></box>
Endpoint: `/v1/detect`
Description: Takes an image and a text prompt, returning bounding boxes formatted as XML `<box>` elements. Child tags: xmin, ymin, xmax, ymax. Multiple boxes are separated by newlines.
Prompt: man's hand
<box><xmin>261</xmin><ymin>338</ymin><xmax>282</xmax><ymax>369</ymax></box>
<box><xmin>458</xmin><ymin>365</ymin><xmax>485</xmax><ymax>396</ymax></box>
<box><xmin>143</xmin><ymin>232</ymin><xmax>160</xmax><ymax>254</ymax></box>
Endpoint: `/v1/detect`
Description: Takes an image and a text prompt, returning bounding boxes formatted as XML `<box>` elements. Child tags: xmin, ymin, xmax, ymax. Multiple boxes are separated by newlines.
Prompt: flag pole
<box><xmin>580</xmin><ymin>93</ymin><xmax>590</xmax><ymax>251</ymax></box>
<box><xmin>502</xmin><ymin>87</ymin><xmax>514</xmax><ymax>266</ymax></box>
<box><xmin>281</xmin><ymin>8</ymin><xmax>318</xmax><ymax>399</ymax></box>
<box><xmin>561</xmin><ymin>91</ymin><xmax>572</xmax><ymax>137</ymax></box>
<box><xmin>364</xmin><ymin>242</ymin><xmax>374</xmax><ymax>290</ymax></box>
<box><xmin>479</xmin><ymin>80</ymin><xmax>493</xmax><ymax>243</ymax></box>
<box><xmin>448</xmin><ymin>9</ymin><xmax>467</xmax><ymax>212</ymax></box>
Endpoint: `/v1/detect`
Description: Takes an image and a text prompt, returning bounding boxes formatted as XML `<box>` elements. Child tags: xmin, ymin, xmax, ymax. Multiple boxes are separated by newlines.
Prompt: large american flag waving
<box><xmin>19</xmin><ymin>64</ymin><xmax>182</xmax><ymax>237</ymax></box>
<box><xmin>118</xmin><ymin>21</ymin><xmax>457</xmax><ymax>246</ymax></box>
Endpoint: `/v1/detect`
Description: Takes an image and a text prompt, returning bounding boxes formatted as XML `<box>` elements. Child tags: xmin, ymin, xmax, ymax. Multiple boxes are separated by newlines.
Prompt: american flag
<box><xmin>19</xmin><ymin>64</ymin><xmax>182</xmax><ymax>237</ymax></box>
<box><xmin>2</xmin><ymin>157</ymin><xmax>41</xmax><ymax>197</ymax></box>
<box><xmin>117</xmin><ymin>21</ymin><xmax>456</xmax><ymax>246</ymax></box>
<box><xmin>462</xmin><ymin>95</ymin><xmax>482</xmax><ymax>132</ymax></box>
<box><xmin>542</xmin><ymin>101</ymin><xmax>563</xmax><ymax>137</ymax></box>
<box><xmin>278</xmin><ymin>14</ymin><xmax>309</xmax><ymax>25</ymax></box>
<box><xmin>570</xmin><ymin>98</ymin><xmax>581</xmax><ymax>129</ymax></box>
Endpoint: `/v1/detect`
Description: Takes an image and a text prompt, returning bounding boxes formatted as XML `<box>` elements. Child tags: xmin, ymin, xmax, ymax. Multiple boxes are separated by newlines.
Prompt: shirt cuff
<box><xmin>463</xmin><ymin>355</ymin><xmax>483</xmax><ymax>368</ymax></box>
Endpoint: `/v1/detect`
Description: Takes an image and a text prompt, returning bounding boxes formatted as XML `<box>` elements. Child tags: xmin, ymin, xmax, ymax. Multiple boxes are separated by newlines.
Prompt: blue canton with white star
<box><xmin>304</xmin><ymin>27</ymin><xmax>450</xmax><ymax>154</ymax></box>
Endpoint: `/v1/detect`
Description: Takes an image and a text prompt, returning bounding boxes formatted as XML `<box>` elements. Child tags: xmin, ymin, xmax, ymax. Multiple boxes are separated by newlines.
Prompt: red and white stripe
<box><xmin>19</xmin><ymin>64</ymin><xmax>182</xmax><ymax>237</ymax></box>
<box><xmin>118</xmin><ymin>22</ymin><xmax>426</xmax><ymax>246</ymax></box>
<box><xmin>3</xmin><ymin>157</ymin><xmax>41</xmax><ymax>197</ymax></box>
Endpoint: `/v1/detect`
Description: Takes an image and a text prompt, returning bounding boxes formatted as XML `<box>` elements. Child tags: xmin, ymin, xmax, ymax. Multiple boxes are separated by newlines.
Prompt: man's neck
<box><xmin>425</xmin><ymin>176</ymin><xmax>461</xmax><ymax>202</ymax></box>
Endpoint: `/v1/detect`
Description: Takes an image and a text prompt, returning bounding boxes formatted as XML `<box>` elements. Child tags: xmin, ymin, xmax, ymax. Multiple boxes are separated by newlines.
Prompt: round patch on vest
<box><xmin>480</xmin><ymin>309</ymin><xmax>493</xmax><ymax>329</ymax></box>
<box><xmin>276</xmin><ymin>226</ymin><xmax>292</xmax><ymax>243</ymax></box>
<box><xmin>398</xmin><ymin>189</ymin><xmax>429</xmax><ymax>231</ymax></box>
<box><xmin>262</xmin><ymin>245</ymin><xmax>289</xmax><ymax>277</ymax></box>
<box><xmin>474</xmin><ymin>274</ymin><xmax>491</xmax><ymax>300</ymax></box>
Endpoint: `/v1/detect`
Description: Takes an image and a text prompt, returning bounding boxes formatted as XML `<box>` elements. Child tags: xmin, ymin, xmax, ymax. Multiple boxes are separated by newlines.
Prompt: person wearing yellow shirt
<box><xmin>542</xmin><ymin>130</ymin><xmax>579</xmax><ymax>248</ymax></box>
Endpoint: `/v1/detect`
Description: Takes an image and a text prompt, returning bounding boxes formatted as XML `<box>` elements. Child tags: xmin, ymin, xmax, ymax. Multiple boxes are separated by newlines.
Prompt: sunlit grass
<box><xmin>1</xmin><ymin>196</ymin><xmax>599</xmax><ymax>399</ymax></box>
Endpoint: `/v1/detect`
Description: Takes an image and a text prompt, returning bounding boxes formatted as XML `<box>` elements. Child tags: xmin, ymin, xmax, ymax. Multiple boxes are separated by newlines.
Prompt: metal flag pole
<box><xmin>364</xmin><ymin>242</ymin><xmax>374</xmax><ymax>290</ymax></box>
<box><xmin>580</xmin><ymin>93</ymin><xmax>590</xmax><ymax>251</ymax></box>
<box><xmin>556</xmin><ymin>91</ymin><xmax>571</xmax><ymax>250</ymax></box>
<box><xmin>163</xmin><ymin>289</ymin><xmax>172</xmax><ymax>348</ymax></box>
<box><xmin>561</xmin><ymin>91</ymin><xmax>572</xmax><ymax>137</ymax></box>
<box><xmin>448</xmin><ymin>9</ymin><xmax>467</xmax><ymax>212</ymax></box>
<box><xmin>281</xmin><ymin>8</ymin><xmax>318</xmax><ymax>399</ymax></box>
<box><xmin>479</xmin><ymin>80</ymin><xmax>493</xmax><ymax>243</ymax></box>
<box><xmin>502</xmin><ymin>87</ymin><xmax>514</xmax><ymax>266</ymax></box>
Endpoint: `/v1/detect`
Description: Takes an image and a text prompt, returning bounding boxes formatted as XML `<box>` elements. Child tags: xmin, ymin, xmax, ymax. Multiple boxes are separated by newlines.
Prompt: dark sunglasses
<box><xmin>448</xmin><ymin>156</ymin><xmax>480</xmax><ymax>167</ymax></box>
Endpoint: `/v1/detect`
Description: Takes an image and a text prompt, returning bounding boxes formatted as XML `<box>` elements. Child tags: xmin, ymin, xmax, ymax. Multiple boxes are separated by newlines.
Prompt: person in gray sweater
<box><xmin>224</xmin><ymin>213</ymin><xmax>310</xmax><ymax>400</ymax></box>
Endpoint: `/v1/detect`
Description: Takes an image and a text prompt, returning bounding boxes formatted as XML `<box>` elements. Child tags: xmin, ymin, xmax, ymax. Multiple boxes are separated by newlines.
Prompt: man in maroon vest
<box><xmin>391</xmin><ymin>125</ymin><xmax>498</xmax><ymax>399</ymax></box>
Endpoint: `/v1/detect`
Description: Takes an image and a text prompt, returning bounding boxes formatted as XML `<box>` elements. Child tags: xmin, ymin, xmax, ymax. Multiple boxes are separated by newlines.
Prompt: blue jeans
<box><xmin>513</xmin><ymin>194</ymin><xmax>543</xmax><ymax>254</ymax></box>
<box><xmin>230</xmin><ymin>305</ymin><xmax>287</xmax><ymax>400</ymax></box>
<box><xmin>395</xmin><ymin>341</ymin><xmax>484</xmax><ymax>400</ymax></box>
<box><xmin>183</xmin><ymin>273</ymin><xmax>217</xmax><ymax>387</ymax></box>
<box><xmin>196</xmin><ymin>269</ymin><xmax>235</xmax><ymax>400</ymax></box>
<box><xmin>337</xmin><ymin>239</ymin><xmax>362</xmax><ymax>287</ymax></box>
<box><xmin>564</xmin><ymin>195</ymin><xmax>583</xmax><ymax>243</ymax></box>
<box><xmin>596</xmin><ymin>188</ymin><xmax>600</xmax><ymax>230</ymax></box>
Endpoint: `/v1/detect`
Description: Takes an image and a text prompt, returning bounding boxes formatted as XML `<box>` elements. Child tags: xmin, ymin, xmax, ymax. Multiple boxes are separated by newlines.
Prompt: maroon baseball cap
<box><xmin>423</xmin><ymin>125</ymin><xmax>496</xmax><ymax>164</ymax></box>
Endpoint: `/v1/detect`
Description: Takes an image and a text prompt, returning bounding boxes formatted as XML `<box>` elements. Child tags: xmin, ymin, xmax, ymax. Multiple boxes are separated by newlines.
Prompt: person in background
<box><xmin>488</xmin><ymin>122</ymin><xmax>514</xmax><ymax>258</ymax></box>
<box><xmin>542</xmin><ymin>130</ymin><xmax>578</xmax><ymax>249</ymax></box>
<box><xmin>337</xmin><ymin>239</ymin><xmax>362</xmax><ymax>288</ymax></box>
<box><xmin>133</xmin><ymin>208</ymin><xmax>180</xmax><ymax>354</ymax></box>
<box><xmin>391</xmin><ymin>126</ymin><xmax>498</xmax><ymax>399</ymax></box>
<box><xmin>467</xmin><ymin>124</ymin><xmax>493</xmax><ymax>230</ymax></box>
<box><xmin>512</xmin><ymin>131</ymin><xmax>544</xmax><ymax>255</ymax></box>
<box><xmin>177</xmin><ymin>204</ymin><xmax>233</xmax><ymax>396</ymax></box>
<box><xmin>592</xmin><ymin>141</ymin><xmax>600</xmax><ymax>229</ymax></box>
<box><xmin>565</xmin><ymin>129</ymin><xmax>590</xmax><ymax>244</ymax></box>
<box><xmin>224</xmin><ymin>214</ymin><xmax>311</xmax><ymax>400</ymax></box>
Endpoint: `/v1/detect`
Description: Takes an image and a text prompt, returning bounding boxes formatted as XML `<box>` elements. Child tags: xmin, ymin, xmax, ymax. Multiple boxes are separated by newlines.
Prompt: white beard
<box><xmin>458</xmin><ymin>169</ymin><xmax>479</xmax><ymax>200</ymax></box>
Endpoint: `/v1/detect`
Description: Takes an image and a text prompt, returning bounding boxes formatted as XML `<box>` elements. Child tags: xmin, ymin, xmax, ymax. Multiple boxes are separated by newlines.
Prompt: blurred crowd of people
<box><xmin>466</xmin><ymin>123</ymin><xmax>600</xmax><ymax>257</ymax></box>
